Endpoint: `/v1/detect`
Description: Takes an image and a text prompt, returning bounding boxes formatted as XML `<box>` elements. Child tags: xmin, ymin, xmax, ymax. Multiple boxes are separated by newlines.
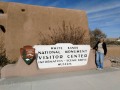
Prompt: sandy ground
<box><xmin>107</xmin><ymin>45</ymin><xmax>120</xmax><ymax>57</ymax></box>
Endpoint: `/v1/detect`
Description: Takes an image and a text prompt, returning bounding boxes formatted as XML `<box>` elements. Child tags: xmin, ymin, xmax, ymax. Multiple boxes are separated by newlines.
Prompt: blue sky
<box><xmin>1</xmin><ymin>0</ymin><xmax>120</xmax><ymax>38</ymax></box>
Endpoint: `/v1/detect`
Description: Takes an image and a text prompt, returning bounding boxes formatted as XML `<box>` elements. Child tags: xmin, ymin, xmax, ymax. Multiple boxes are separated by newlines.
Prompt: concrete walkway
<box><xmin>0</xmin><ymin>67</ymin><xmax>120</xmax><ymax>90</ymax></box>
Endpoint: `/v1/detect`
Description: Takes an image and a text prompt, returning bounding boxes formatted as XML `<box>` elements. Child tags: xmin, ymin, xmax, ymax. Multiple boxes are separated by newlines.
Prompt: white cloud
<box><xmin>87</xmin><ymin>2</ymin><xmax>120</xmax><ymax>13</ymax></box>
<box><xmin>73</xmin><ymin>1</ymin><xmax>120</xmax><ymax>14</ymax></box>
<box><xmin>48</xmin><ymin>1</ymin><xmax>59</xmax><ymax>7</ymax></box>
<box><xmin>102</xmin><ymin>22</ymin><xmax>120</xmax><ymax>27</ymax></box>
<box><xmin>90</xmin><ymin>18</ymin><xmax>120</xmax><ymax>26</ymax></box>
<box><xmin>88</xmin><ymin>10</ymin><xmax>120</xmax><ymax>19</ymax></box>
<box><xmin>89</xmin><ymin>14</ymin><xmax>120</xmax><ymax>22</ymax></box>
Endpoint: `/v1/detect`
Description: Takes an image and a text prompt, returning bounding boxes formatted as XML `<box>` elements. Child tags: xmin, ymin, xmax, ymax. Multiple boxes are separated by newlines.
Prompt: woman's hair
<box><xmin>99</xmin><ymin>37</ymin><xmax>104</xmax><ymax>42</ymax></box>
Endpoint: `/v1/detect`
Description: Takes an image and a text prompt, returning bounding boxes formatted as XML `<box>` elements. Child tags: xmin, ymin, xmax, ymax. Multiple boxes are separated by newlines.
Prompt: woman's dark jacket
<box><xmin>93</xmin><ymin>41</ymin><xmax>107</xmax><ymax>55</ymax></box>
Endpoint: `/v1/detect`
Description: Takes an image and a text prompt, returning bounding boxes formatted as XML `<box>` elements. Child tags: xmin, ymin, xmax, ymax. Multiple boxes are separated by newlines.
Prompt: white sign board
<box><xmin>33</xmin><ymin>43</ymin><xmax>90</xmax><ymax>69</ymax></box>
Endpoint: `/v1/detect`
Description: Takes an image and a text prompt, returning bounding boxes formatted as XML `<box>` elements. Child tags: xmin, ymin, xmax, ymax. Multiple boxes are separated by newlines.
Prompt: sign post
<box><xmin>34</xmin><ymin>43</ymin><xmax>90</xmax><ymax>69</ymax></box>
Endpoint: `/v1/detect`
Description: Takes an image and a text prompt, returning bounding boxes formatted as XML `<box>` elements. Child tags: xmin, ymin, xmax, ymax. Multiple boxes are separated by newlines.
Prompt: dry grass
<box><xmin>0</xmin><ymin>31</ymin><xmax>5</xmax><ymax>55</ymax></box>
<box><xmin>38</xmin><ymin>21</ymin><xmax>90</xmax><ymax>45</ymax></box>
<box><xmin>0</xmin><ymin>31</ymin><xmax>12</xmax><ymax>67</ymax></box>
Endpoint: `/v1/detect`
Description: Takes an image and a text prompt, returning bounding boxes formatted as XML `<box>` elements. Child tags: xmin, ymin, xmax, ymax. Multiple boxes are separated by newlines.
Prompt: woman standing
<box><xmin>93</xmin><ymin>37</ymin><xmax>107</xmax><ymax>70</ymax></box>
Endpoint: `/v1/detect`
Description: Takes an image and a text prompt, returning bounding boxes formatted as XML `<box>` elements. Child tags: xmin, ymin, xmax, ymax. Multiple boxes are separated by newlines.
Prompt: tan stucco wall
<box><xmin>0</xmin><ymin>2</ymin><xmax>89</xmax><ymax>61</ymax></box>
<box><xmin>1</xmin><ymin>50</ymin><xmax>111</xmax><ymax>78</ymax></box>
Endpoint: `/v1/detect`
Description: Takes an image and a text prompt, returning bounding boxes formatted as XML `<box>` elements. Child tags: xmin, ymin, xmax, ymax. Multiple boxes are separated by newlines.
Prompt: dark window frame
<box><xmin>0</xmin><ymin>25</ymin><xmax>6</xmax><ymax>33</ymax></box>
<box><xmin>0</xmin><ymin>9</ymin><xmax>4</xmax><ymax>14</ymax></box>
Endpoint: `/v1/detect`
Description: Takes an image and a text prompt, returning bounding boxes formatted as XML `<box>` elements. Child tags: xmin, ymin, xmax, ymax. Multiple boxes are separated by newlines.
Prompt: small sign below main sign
<box><xmin>33</xmin><ymin>43</ymin><xmax>90</xmax><ymax>69</ymax></box>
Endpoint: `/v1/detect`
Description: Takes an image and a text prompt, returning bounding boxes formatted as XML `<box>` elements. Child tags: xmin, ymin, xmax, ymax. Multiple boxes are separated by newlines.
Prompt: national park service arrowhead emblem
<box><xmin>20</xmin><ymin>45</ymin><xmax>35</xmax><ymax>65</ymax></box>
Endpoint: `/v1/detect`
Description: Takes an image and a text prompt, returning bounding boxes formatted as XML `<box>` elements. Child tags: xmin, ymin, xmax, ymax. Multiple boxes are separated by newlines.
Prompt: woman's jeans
<box><xmin>96</xmin><ymin>51</ymin><xmax>104</xmax><ymax>69</ymax></box>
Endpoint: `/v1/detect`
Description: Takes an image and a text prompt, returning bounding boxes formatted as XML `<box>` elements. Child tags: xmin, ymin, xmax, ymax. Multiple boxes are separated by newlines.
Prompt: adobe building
<box><xmin>0</xmin><ymin>2</ymin><xmax>90</xmax><ymax>61</ymax></box>
<box><xmin>0</xmin><ymin>2</ymin><xmax>112</xmax><ymax>78</ymax></box>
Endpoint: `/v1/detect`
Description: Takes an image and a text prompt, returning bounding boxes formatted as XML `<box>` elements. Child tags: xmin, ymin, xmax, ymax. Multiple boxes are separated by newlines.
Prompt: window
<box><xmin>0</xmin><ymin>9</ymin><xmax>4</xmax><ymax>14</ymax></box>
<box><xmin>21</xmin><ymin>9</ymin><xmax>25</xmax><ymax>12</ymax></box>
<box><xmin>0</xmin><ymin>25</ymin><xmax>6</xmax><ymax>33</ymax></box>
